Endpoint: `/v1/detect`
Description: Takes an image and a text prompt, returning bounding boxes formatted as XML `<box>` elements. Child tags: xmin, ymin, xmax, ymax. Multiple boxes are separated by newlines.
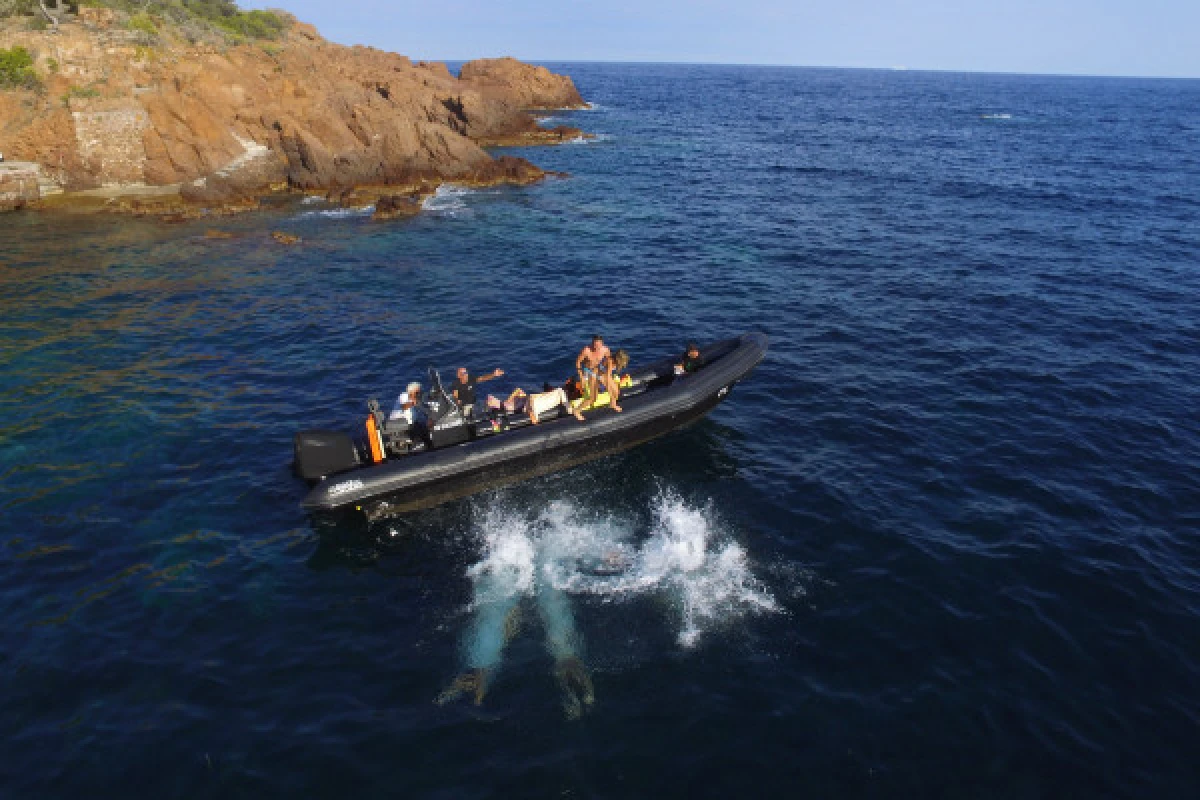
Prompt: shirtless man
<box><xmin>576</xmin><ymin>335</ymin><xmax>616</xmax><ymax>411</ymax></box>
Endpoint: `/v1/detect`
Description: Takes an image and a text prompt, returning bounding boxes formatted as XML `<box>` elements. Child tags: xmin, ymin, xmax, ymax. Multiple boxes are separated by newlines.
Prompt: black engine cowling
<box><xmin>293</xmin><ymin>430</ymin><xmax>360</xmax><ymax>481</ymax></box>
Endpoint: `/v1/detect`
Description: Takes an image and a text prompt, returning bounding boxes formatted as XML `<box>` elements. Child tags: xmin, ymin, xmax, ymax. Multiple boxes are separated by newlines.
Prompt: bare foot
<box><xmin>435</xmin><ymin>668</ymin><xmax>490</xmax><ymax>706</ymax></box>
<box><xmin>573</xmin><ymin>411</ymin><xmax>585</xmax><ymax>422</ymax></box>
<box><xmin>611</xmin><ymin>404</ymin><xmax>623</xmax><ymax>413</ymax></box>
<box><xmin>529</xmin><ymin>414</ymin><xmax>539</xmax><ymax>425</ymax></box>
<box><xmin>555</xmin><ymin>656</ymin><xmax>595</xmax><ymax>719</ymax></box>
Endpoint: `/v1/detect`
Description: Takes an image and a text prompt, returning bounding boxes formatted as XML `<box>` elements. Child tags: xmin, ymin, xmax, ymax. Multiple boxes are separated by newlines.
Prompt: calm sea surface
<box><xmin>2</xmin><ymin>65</ymin><xmax>1199</xmax><ymax>797</ymax></box>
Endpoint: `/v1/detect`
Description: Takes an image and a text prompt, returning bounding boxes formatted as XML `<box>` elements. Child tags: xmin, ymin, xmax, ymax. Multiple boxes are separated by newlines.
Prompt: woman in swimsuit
<box><xmin>602</xmin><ymin>349</ymin><xmax>629</xmax><ymax>413</ymax></box>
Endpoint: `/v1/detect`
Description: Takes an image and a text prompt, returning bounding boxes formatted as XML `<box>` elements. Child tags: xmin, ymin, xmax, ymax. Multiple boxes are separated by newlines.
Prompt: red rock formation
<box><xmin>0</xmin><ymin>162</ymin><xmax>41</xmax><ymax>211</ymax></box>
<box><xmin>459</xmin><ymin>57</ymin><xmax>587</xmax><ymax>109</ymax></box>
<box><xmin>372</xmin><ymin>191</ymin><xmax>424</xmax><ymax>221</ymax></box>
<box><xmin>0</xmin><ymin>14</ymin><xmax>587</xmax><ymax>213</ymax></box>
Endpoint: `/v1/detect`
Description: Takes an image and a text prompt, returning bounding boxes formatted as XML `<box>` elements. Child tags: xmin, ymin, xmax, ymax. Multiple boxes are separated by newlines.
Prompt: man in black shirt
<box><xmin>451</xmin><ymin>365</ymin><xmax>505</xmax><ymax>418</ymax></box>
<box><xmin>675</xmin><ymin>342</ymin><xmax>702</xmax><ymax>375</ymax></box>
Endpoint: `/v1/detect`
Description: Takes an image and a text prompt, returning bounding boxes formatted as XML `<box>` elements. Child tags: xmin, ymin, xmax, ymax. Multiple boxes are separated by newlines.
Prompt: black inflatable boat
<box><xmin>295</xmin><ymin>333</ymin><xmax>767</xmax><ymax>518</ymax></box>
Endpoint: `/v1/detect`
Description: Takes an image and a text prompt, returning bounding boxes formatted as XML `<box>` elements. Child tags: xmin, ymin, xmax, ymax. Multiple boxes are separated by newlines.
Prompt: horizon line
<box><xmin>425</xmin><ymin>57</ymin><xmax>1200</xmax><ymax>82</ymax></box>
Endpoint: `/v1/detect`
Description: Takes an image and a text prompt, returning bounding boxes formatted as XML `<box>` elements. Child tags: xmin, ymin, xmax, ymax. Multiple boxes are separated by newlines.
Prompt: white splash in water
<box><xmin>464</xmin><ymin>492</ymin><xmax>779</xmax><ymax>649</ymax></box>
<box><xmin>422</xmin><ymin>185</ymin><xmax>477</xmax><ymax>216</ymax></box>
<box><xmin>466</xmin><ymin>505</ymin><xmax>536</xmax><ymax>606</ymax></box>
<box><xmin>299</xmin><ymin>206</ymin><xmax>373</xmax><ymax>218</ymax></box>
<box><xmin>563</xmin><ymin>133</ymin><xmax>612</xmax><ymax>146</ymax></box>
<box><xmin>641</xmin><ymin>492</ymin><xmax>779</xmax><ymax>647</ymax></box>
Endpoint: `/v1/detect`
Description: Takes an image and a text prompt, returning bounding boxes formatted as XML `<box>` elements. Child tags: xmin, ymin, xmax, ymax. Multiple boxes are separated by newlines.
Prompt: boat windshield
<box><xmin>426</xmin><ymin>367</ymin><xmax>455</xmax><ymax>416</ymax></box>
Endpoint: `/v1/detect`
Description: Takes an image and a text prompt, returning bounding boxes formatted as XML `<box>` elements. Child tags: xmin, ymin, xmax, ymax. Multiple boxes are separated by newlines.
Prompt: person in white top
<box><xmin>389</xmin><ymin>381</ymin><xmax>424</xmax><ymax>425</ymax></box>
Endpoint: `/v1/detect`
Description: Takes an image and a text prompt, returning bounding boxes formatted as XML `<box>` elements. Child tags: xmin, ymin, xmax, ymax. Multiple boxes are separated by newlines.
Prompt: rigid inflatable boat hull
<box><xmin>301</xmin><ymin>333</ymin><xmax>766</xmax><ymax>517</ymax></box>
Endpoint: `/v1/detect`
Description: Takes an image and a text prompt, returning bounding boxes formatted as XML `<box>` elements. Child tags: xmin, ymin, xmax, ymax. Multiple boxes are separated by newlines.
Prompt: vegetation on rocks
<box><xmin>126</xmin><ymin>11</ymin><xmax>155</xmax><ymax>35</ymax></box>
<box><xmin>0</xmin><ymin>1</ymin><xmax>587</xmax><ymax>216</ymax></box>
<box><xmin>0</xmin><ymin>44</ymin><xmax>38</xmax><ymax>87</ymax></box>
<box><xmin>0</xmin><ymin>0</ymin><xmax>290</xmax><ymax>43</ymax></box>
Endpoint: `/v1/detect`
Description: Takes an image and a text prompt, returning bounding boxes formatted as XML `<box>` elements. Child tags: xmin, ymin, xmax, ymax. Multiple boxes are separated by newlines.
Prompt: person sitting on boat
<box><xmin>576</xmin><ymin>335</ymin><xmax>611</xmax><ymax>405</ymax></box>
<box><xmin>451</xmin><ymin>366</ymin><xmax>504</xmax><ymax>419</ymax></box>
<box><xmin>389</xmin><ymin>381</ymin><xmax>425</xmax><ymax>425</ymax></box>
<box><xmin>528</xmin><ymin>382</ymin><xmax>586</xmax><ymax>424</ymax></box>
<box><xmin>486</xmin><ymin>387</ymin><xmax>529</xmax><ymax>414</ymax></box>
<box><xmin>674</xmin><ymin>342</ymin><xmax>702</xmax><ymax>375</ymax></box>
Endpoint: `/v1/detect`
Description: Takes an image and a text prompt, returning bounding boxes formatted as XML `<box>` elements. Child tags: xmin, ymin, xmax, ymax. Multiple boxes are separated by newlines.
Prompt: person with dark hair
<box><xmin>576</xmin><ymin>335</ymin><xmax>611</xmax><ymax>407</ymax></box>
<box><xmin>451</xmin><ymin>365</ymin><xmax>504</xmax><ymax>419</ymax></box>
<box><xmin>675</xmin><ymin>342</ymin><xmax>702</xmax><ymax>375</ymax></box>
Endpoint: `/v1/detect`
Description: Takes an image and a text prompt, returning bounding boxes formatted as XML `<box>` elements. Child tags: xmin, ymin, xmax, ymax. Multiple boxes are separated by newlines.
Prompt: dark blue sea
<box><xmin>3</xmin><ymin>65</ymin><xmax>1199</xmax><ymax>798</ymax></box>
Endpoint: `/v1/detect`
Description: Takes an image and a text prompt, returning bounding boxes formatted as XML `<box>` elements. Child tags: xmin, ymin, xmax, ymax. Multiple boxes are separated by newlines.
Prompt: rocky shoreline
<box><xmin>0</xmin><ymin>8</ymin><xmax>588</xmax><ymax>216</ymax></box>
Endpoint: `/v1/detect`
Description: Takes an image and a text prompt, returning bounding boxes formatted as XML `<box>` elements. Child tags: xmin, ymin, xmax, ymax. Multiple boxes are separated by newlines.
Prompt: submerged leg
<box><xmin>536</xmin><ymin>583</ymin><xmax>595</xmax><ymax>718</ymax></box>
<box><xmin>438</xmin><ymin>587</ymin><xmax>522</xmax><ymax>706</ymax></box>
<box><xmin>555</xmin><ymin>656</ymin><xmax>595</xmax><ymax>720</ymax></box>
<box><xmin>435</xmin><ymin>667</ymin><xmax>490</xmax><ymax>706</ymax></box>
<box><xmin>503</xmin><ymin>603</ymin><xmax>523</xmax><ymax>644</ymax></box>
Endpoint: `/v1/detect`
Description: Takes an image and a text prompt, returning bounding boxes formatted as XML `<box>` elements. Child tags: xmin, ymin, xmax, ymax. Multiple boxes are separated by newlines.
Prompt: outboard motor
<box><xmin>364</xmin><ymin>397</ymin><xmax>387</xmax><ymax>463</ymax></box>
<box><xmin>426</xmin><ymin>367</ymin><xmax>470</xmax><ymax>448</ymax></box>
<box><xmin>293</xmin><ymin>430</ymin><xmax>361</xmax><ymax>482</ymax></box>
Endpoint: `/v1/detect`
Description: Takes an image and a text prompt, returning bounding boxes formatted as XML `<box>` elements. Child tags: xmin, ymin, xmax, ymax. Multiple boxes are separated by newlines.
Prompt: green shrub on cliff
<box><xmin>1</xmin><ymin>1</ymin><xmax>290</xmax><ymax>43</ymax></box>
<box><xmin>174</xmin><ymin>1</ymin><xmax>287</xmax><ymax>40</ymax></box>
<box><xmin>215</xmin><ymin>8</ymin><xmax>285</xmax><ymax>39</ymax></box>
<box><xmin>127</xmin><ymin>11</ymin><xmax>157</xmax><ymax>35</ymax></box>
<box><xmin>0</xmin><ymin>45</ymin><xmax>39</xmax><ymax>89</ymax></box>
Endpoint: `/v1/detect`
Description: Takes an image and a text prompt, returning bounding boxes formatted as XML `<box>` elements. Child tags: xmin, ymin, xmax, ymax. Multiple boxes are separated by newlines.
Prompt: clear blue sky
<box><xmin>247</xmin><ymin>1</ymin><xmax>1200</xmax><ymax>78</ymax></box>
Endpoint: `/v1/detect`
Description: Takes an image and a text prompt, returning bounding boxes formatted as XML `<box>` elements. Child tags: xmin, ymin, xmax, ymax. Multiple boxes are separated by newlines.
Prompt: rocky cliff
<box><xmin>0</xmin><ymin>8</ymin><xmax>587</xmax><ymax>214</ymax></box>
<box><xmin>0</xmin><ymin>161</ymin><xmax>40</xmax><ymax>209</ymax></box>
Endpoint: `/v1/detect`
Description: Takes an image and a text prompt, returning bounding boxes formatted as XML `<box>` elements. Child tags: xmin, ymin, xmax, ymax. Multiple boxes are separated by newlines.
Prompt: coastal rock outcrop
<box><xmin>0</xmin><ymin>12</ymin><xmax>587</xmax><ymax>214</ymax></box>
<box><xmin>372</xmin><ymin>192</ymin><xmax>424</xmax><ymax>221</ymax></box>
<box><xmin>459</xmin><ymin>57</ymin><xmax>587</xmax><ymax>110</ymax></box>
<box><xmin>0</xmin><ymin>161</ymin><xmax>40</xmax><ymax>211</ymax></box>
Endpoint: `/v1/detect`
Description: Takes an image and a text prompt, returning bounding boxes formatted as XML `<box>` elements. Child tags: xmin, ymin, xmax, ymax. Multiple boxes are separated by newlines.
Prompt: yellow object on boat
<box><xmin>587</xmin><ymin>374</ymin><xmax>632</xmax><ymax>409</ymax></box>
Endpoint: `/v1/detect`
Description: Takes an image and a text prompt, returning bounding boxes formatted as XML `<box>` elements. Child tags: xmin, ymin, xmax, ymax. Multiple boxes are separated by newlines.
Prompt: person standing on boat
<box><xmin>600</xmin><ymin>349</ymin><xmax>629</xmax><ymax>412</ymax></box>
<box><xmin>576</xmin><ymin>335</ymin><xmax>612</xmax><ymax>409</ymax></box>
<box><xmin>451</xmin><ymin>366</ymin><xmax>504</xmax><ymax>419</ymax></box>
